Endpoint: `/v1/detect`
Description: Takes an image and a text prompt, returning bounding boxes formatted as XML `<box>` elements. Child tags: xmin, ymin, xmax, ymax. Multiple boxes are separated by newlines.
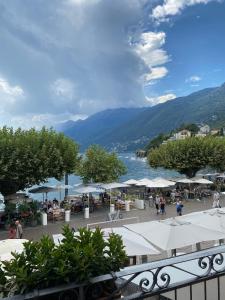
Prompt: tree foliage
<box><xmin>77</xmin><ymin>145</ymin><xmax>127</xmax><ymax>183</ymax></box>
<box><xmin>0</xmin><ymin>127</ymin><xmax>79</xmax><ymax>196</ymax></box>
<box><xmin>1</xmin><ymin>226</ymin><xmax>127</xmax><ymax>296</ymax></box>
<box><xmin>148</xmin><ymin>136</ymin><xmax>225</xmax><ymax>178</ymax></box>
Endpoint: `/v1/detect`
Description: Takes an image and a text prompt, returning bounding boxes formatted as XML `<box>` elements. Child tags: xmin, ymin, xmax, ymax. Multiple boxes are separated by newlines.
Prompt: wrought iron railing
<box><xmin>3</xmin><ymin>245</ymin><xmax>225</xmax><ymax>300</ymax></box>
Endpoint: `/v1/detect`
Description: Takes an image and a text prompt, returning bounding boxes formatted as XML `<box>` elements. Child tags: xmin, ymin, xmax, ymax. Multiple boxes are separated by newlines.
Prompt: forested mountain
<box><xmin>59</xmin><ymin>83</ymin><xmax>225</xmax><ymax>151</ymax></box>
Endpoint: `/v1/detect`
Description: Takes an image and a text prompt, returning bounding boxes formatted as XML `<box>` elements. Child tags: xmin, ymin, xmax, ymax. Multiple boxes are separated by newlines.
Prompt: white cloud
<box><xmin>186</xmin><ymin>75</ymin><xmax>202</xmax><ymax>83</ymax></box>
<box><xmin>145</xmin><ymin>66</ymin><xmax>168</xmax><ymax>81</ymax></box>
<box><xmin>146</xmin><ymin>93</ymin><xmax>176</xmax><ymax>105</ymax></box>
<box><xmin>50</xmin><ymin>78</ymin><xmax>76</xmax><ymax>104</ymax></box>
<box><xmin>0</xmin><ymin>75</ymin><xmax>25</xmax><ymax>114</ymax></box>
<box><xmin>152</xmin><ymin>0</ymin><xmax>217</xmax><ymax>22</ymax></box>
<box><xmin>135</xmin><ymin>32</ymin><xmax>169</xmax><ymax>84</ymax></box>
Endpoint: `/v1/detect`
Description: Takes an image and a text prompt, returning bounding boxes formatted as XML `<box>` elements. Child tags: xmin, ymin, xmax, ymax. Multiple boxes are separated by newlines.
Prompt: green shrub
<box><xmin>1</xmin><ymin>226</ymin><xmax>127</xmax><ymax>296</ymax></box>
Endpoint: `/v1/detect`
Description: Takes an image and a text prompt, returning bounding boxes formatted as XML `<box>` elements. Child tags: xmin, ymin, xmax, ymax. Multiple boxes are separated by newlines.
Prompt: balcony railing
<box><xmin>3</xmin><ymin>244</ymin><xmax>225</xmax><ymax>300</ymax></box>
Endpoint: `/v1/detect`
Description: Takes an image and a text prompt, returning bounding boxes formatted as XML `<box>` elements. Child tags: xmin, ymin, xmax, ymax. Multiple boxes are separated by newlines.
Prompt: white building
<box><xmin>199</xmin><ymin>124</ymin><xmax>210</xmax><ymax>134</ymax></box>
<box><xmin>174</xmin><ymin>129</ymin><xmax>191</xmax><ymax>140</ymax></box>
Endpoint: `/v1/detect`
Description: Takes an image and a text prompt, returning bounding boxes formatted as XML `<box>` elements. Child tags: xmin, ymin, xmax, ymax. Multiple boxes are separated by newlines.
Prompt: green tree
<box><xmin>148</xmin><ymin>137</ymin><xmax>215</xmax><ymax>178</ymax></box>
<box><xmin>77</xmin><ymin>145</ymin><xmax>127</xmax><ymax>183</ymax></box>
<box><xmin>0</xmin><ymin>127</ymin><xmax>79</xmax><ymax>198</ymax></box>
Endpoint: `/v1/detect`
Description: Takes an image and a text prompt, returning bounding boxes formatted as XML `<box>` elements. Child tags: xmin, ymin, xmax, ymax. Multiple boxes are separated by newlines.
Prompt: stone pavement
<box><xmin>0</xmin><ymin>196</ymin><xmax>224</xmax><ymax>241</ymax></box>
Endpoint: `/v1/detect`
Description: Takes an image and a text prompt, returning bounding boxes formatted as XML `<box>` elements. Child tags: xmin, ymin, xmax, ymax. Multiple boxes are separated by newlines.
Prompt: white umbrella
<box><xmin>181</xmin><ymin>209</ymin><xmax>225</xmax><ymax>233</ymax></box>
<box><xmin>53</xmin><ymin>228</ymin><xmax>160</xmax><ymax>257</ymax></box>
<box><xmin>192</xmin><ymin>178</ymin><xmax>214</xmax><ymax>184</ymax></box>
<box><xmin>176</xmin><ymin>178</ymin><xmax>194</xmax><ymax>184</ymax></box>
<box><xmin>103</xmin><ymin>227</ymin><xmax>160</xmax><ymax>256</ymax></box>
<box><xmin>51</xmin><ymin>183</ymin><xmax>73</xmax><ymax>200</ymax></box>
<box><xmin>153</xmin><ymin>177</ymin><xmax>176</xmax><ymax>186</ymax></box>
<box><xmin>74</xmin><ymin>185</ymin><xmax>104</xmax><ymax>207</ymax></box>
<box><xmin>123</xmin><ymin>179</ymin><xmax>139</xmax><ymax>185</ymax></box>
<box><xmin>0</xmin><ymin>239</ymin><xmax>28</xmax><ymax>261</ymax></box>
<box><xmin>100</xmin><ymin>182</ymin><xmax>129</xmax><ymax>189</ymax></box>
<box><xmin>124</xmin><ymin>218</ymin><xmax>224</xmax><ymax>251</ymax></box>
<box><xmin>136</xmin><ymin>178</ymin><xmax>154</xmax><ymax>186</ymax></box>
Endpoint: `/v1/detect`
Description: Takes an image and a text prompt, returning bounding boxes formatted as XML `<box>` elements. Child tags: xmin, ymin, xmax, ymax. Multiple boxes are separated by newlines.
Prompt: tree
<box><xmin>77</xmin><ymin>145</ymin><xmax>127</xmax><ymax>183</ymax></box>
<box><xmin>148</xmin><ymin>137</ymin><xmax>216</xmax><ymax>178</ymax></box>
<box><xmin>0</xmin><ymin>127</ymin><xmax>79</xmax><ymax>198</ymax></box>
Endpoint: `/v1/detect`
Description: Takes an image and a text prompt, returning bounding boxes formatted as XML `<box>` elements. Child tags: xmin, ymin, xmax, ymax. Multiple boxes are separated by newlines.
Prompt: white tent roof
<box><xmin>217</xmin><ymin>174</ymin><xmax>225</xmax><ymax>178</ymax></box>
<box><xmin>53</xmin><ymin>228</ymin><xmax>160</xmax><ymax>257</ymax></box>
<box><xmin>136</xmin><ymin>178</ymin><xmax>155</xmax><ymax>186</ymax></box>
<box><xmin>125</xmin><ymin>218</ymin><xmax>224</xmax><ymax>251</ymax></box>
<box><xmin>123</xmin><ymin>179</ymin><xmax>139</xmax><ymax>185</ymax></box>
<box><xmin>181</xmin><ymin>209</ymin><xmax>225</xmax><ymax>233</ymax></box>
<box><xmin>100</xmin><ymin>182</ymin><xmax>129</xmax><ymax>189</ymax></box>
<box><xmin>103</xmin><ymin>227</ymin><xmax>159</xmax><ymax>256</ymax></box>
<box><xmin>152</xmin><ymin>177</ymin><xmax>176</xmax><ymax>186</ymax></box>
<box><xmin>176</xmin><ymin>178</ymin><xmax>194</xmax><ymax>184</ymax></box>
<box><xmin>0</xmin><ymin>239</ymin><xmax>28</xmax><ymax>261</ymax></box>
<box><xmin>74</xmin><ymin>185</ymin><xmax>104</xmax><ymax>194</ymax></box>
<box><xmin>192</xmin><ymin>178</ymin><xmax>214</xmax><ymax>184</ymax></box>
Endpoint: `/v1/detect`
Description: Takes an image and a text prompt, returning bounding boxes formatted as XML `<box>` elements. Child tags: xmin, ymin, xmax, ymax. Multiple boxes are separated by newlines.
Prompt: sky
<box><xmin>0</xmin><ymin>0</ymin><xmax>225</xmax><ymax>128</ymax></box>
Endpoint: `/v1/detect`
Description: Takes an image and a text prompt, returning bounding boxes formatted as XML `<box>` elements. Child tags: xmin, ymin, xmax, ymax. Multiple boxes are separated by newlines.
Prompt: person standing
<box><xmin>160</xmin><ymin>196</ymin><xmax>166</xmax><ymax>215</ymax></box>
<box><xmin>15</xmin><ymin>220</ymin><xmax>23</xmax><ymax>239</ymax></box>
<box><xmin>8</xmin><ymin>223</ymin><xmax>16</xmax><ymax>239</ymax></box>
<box><xmin>176</xmin><ymin>200</ymin><xmax>183</xmax><ymax>216</ymax></box>
<box><xmin>155</xmin><ymin>195</ymin><xmax>160</xmax><ymax>215</ymax></box>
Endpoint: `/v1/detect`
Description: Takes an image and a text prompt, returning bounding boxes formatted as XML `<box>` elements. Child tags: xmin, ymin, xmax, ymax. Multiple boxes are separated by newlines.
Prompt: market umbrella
<box><xmin>103</xmin><ymin>227</ymin><xmax>160</xmax><ymax>256</ymax></box>
<box><xmin>192</xmin><ymin>178</ymin><xmax>214</xmax><ymax>184</ymax></box>
<box><xmin>124</xmin><ymin>218</ymin><xmax>224</xmax><ymax>252</ymax></box>
<box><xmin>53</xmin><ymin>228</ymin><xmax>160</xmax><ymax>257</ymax></box>
<box><xmin>0</xmin><ymin>239</ymin><xmax>28</xmax><ymax>261</ymax></box>
<box><xmin>74</xmin><ymin>185</ymin><xmax>104</xmax><ymax>207</ymax></box>
<box><xmin>29</xmin><ymin>186</ymin><xmax>58</xmax><ymax>200</ymax></box>
<box><xmin>100</xmin><ymin>182</ymin><xmax>129</xmax><ymax>205</ymax></box>
<box><xmin>135</xmin><ymin>178</ymin><xmax>155</xmax><ymax>186</ymax></box>
<box><xmin>123</xmin><ymin>179</ymin><xmax>139</xmax><ymax>185</ymax></box>
<box><xmin>51</xmin><ymin>184</ymin><xmax>73</xmax><ymax>200</ymax></box>
<box><xmin>176</xmin><ymin>178</ymin><xmax>194</xmax><ymax>184</ymax></box>
<box><xmin>153</xmin><ymin>177</ymin><xmax>176</xmax><ymax>186</ymax></box>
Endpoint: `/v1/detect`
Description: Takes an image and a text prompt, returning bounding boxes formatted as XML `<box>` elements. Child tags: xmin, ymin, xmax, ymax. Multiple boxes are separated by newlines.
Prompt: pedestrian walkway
<box><xmin>0</xmin><ymin>196</ymin><xmax>223</xmax><ymax>241</ymax></box>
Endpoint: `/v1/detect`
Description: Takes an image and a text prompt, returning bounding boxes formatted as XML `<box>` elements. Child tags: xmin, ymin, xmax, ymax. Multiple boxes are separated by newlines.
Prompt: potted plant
<box><xmin>1</xmin><ymin>226</ymin><xmax>127</xmax><ymax>298</ymax></box>
<box><xmin>63</xmin><ymin>202</ymin><xmax>71</xmax><ymax>222</ymax></box>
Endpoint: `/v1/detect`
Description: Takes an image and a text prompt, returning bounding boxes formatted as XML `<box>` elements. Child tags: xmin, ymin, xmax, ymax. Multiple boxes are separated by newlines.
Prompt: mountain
<box><xmin>59</xmin><ymin>83</ymin><xmax>225</xmax><ymax>151</ymax></box>
<box><xmin>58</xmin><ymin>108</ymin><xmax>147</xmax><ymax>150</ymax></box>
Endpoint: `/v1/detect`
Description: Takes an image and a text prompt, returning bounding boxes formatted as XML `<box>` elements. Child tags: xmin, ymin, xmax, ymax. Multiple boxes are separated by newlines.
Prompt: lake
<box><xmin>31</xmin><ymin>153</ymin><xmax>179</xmax><ymax>201</ymax></box>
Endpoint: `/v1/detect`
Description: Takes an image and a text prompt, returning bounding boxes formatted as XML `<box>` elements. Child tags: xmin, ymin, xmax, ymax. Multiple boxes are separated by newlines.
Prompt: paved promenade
<box><xmin>0</xmin><ymin>196</ymin><xmax>224</xmax><ymax>241</ymax></box>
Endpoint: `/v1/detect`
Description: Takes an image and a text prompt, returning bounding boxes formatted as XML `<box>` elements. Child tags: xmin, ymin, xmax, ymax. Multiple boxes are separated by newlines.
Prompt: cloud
<box><xmin>50</xmin><ymin>78</ymin><xmax>76</xmax><ymax>105</ymax></box>
<box><xmin>146</xmin><ymin>93</ymin><xmax>176</xmax><ymax>105</ymax></box>
<box><xmin>186</xmin><ymin>75</ymin><xmax>202</xmax><ymax>83</ymax></box>
<box><xmin>152</xmin><ymin>0</ymin><xmax>218</xmax><ymax>23</ymax></box>
<box><xmin>0</xmin><ymin>75</ymin><xmax>26</xmax><ymax>113</ymax></box>
<box><xmin>134</xmin><ymin>32</ymin><xmax>169</xmax><ymax>84</ymax></box>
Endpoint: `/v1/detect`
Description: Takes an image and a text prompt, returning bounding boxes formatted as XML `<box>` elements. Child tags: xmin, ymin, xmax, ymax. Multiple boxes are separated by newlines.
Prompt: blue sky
<box><xmin>0</xmin><ymin>0</ymin><xmax>224</xmax><ymax>127</ymax></box>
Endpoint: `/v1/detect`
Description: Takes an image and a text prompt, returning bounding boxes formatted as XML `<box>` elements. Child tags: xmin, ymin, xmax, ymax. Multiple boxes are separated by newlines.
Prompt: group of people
<box><xmin>8</xmin><ymin>220</ymin><xmax>23</xmax><ymax>239</ymax></box>
<box><xmin>154</xmin><ymin>195</ymin><xmax>166</xmax><ymax>215</ymax></box>
<box><xmin>42</xmin><ymin>198</ymin><xmax>60</xmax><ymax>213</ymax></box>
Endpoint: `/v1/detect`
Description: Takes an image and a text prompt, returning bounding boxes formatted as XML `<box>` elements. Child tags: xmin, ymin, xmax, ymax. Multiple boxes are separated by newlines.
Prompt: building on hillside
<box><xmin>199</xmin><ymin>124</ymin><xmax>210</xmax><ymax>134</ymax></box>
<box><xmin>195</xmin><ymin>132</ymin><xmax>207</xmax><ymax>137</ymax></box>
<box><xmin>174</xmin><ymin>129</ymin><xmax>191</xmax><ymax>140</ymax></box>
<box><xmin>210</xmin><ymin>129</ymin><xmax>220</xmax><ymax>135</ymax></box>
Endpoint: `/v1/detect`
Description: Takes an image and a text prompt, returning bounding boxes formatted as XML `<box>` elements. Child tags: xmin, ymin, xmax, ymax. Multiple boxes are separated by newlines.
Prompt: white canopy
<box><xmin>103</xmin><ymin>227</ymin><xmax>159</xmax><ymax>256</ymax></box>
<box><xmin>53</xmin><ymin>228</ymin><xmax>160</xmax><ymax>256</ymax></box>
<box><xmin>176</xmin><ymin>178</ymin><xmax>194</xmax><ymax>184</ymax></box>
<box><xmin>192</xmin><ymin>178</ymin><xmax>214</xmax><ymax>184</ymax></box>
<box><xmin>0</xmin><ymin>239</ymin><xmax>28</xmax><ymax>261</ymax></box>
<box><xmin>74</xmin><ymin>185</ymin><xmax>104</xmax><ymax>194</ymax></box>
<box><xmin>153</xmin><ymin>177</ymin><xmax>176</xmax><ymax>186</ymax></box>
<box><xmin>100</xmin><ymin>182</ymin><xmax>129</xmax><ymax>190</ymax></box>
<box><xmin>125</xmin><ymin>218</ymin><xmax>224</xmax><ymax>251</ymax></box>
<box><xmin>217</xmin><ymin>174</ymin><xmax>225</xmax><ymax>178</ymax></box>
<box><xmin>135</xmin><ymin>178</ymin><xmax>155</xmax><ymax>186</ymax></box>
<box><xmin>181</xmin><ymin>209</ymin><xmax>225</xmax><ymax>233</ymax></box>
<box><xmin>123</xmin><ymin>179</ymin><xmax>139</xmax><ymax>185</ymax></box>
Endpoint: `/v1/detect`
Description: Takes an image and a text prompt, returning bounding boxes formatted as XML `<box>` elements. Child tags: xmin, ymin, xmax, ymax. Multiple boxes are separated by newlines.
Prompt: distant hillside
<box><xmin>59</xmin><ymin>82</ymin><xmax>225</xmax><ymax>151</ymax></box>
<box><xmin>58</xmin><ymin>108</ymin><xmax>147</xmax><ymax>150</ymax></box>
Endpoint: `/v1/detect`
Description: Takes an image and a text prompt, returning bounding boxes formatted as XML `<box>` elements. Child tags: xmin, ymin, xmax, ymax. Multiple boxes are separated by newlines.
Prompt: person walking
<box><xmin>8</xmin><ymin>223</ymin><xmax>16</xmax><ymax>239</ymax></box>
<box><xmin>160</xmin><ymin>196</ymin><xmax>166</xmax><ymax>215</ymax></box>
<box><xmin>15</xmin><ymin>220</ymin><xmax>23</xmax><ymax>239</ymax></box>
<box><xmin>176</xmin><ymin>200</ymin><xmax>183</xmax><ymax>216</ymax></box>
<box><xmin>155</xmin><ymin>194</ymin><xmax>160</xmax><ymax>215</ymax></box>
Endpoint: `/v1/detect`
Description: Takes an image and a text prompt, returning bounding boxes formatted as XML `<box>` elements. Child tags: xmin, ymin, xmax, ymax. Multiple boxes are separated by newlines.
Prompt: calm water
<box><xmin>31</xmin><ymin>153</ymin><xmax>179</xmax><ymax>201</ymax></box>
